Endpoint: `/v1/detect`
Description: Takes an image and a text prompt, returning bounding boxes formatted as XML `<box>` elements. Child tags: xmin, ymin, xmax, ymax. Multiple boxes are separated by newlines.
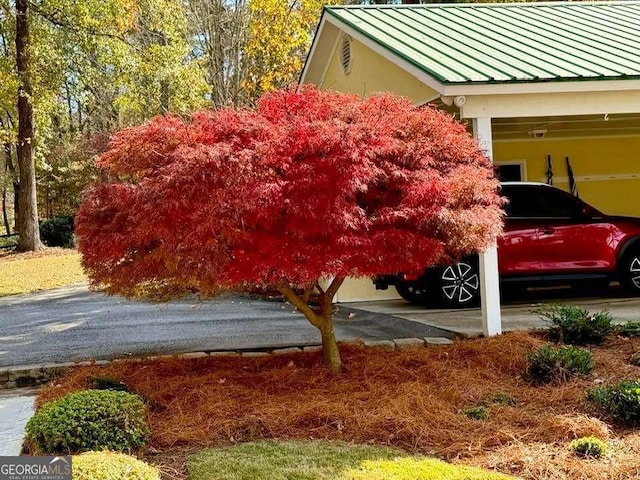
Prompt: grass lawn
<box><xmin>40</xmin><ymin>332</ymin><xmax>640</xmax><ymax>480</ymax></box>
<box><xmin>0</xmin><ymin>248</ymin><xmax>86</xmax><ymax>296</ymax></box>
<box><xmin>188</xmin><ymin>441</ymin><xmax>514</xmax><ymax>480</ymax></box>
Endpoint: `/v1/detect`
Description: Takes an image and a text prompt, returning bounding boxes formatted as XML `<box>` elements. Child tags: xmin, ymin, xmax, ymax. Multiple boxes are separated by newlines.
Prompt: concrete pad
<box><xmin>0</xmin><ymin>393</ymin><xmax>35</xmax><ymax>455</ymax></box>
<box><xmin>346</xmin><ymin>291</ymin><xmax>640</xmax><ymax>338</ymax></box>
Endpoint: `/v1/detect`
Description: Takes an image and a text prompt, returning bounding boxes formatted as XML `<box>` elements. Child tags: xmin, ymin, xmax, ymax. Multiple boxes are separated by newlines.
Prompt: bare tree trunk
<box><xmin>279</xmin><ymin>277</ymin><xmax>344</xmax><ymax>374</ymax></box>
<box><xmin>2</xmin><ymin>143</ymin><xmax>11</xmax><ymax>234</ymax></box>
<box><xmin>1</xmin><ymin>191</ymin><xmax>8</xmax><ymax>235</ymax></box>
<box><xmin>15</xmin><ymin>0</ymin><xmax>43</xmax><ymax>251</ymax></box>
<box><xmin>159</xmin><ymin>33</ymin><xmax>170</xmax><ymax>113</ymax></box>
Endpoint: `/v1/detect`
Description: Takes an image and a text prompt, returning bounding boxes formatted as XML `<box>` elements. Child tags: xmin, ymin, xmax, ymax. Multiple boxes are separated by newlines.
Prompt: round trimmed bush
<box><xmin>569</xmin><ymin>436</ymin><xmax>608</xmax><ymax>459</ymax></box>
<box><xmin>73</xmin><ymin>451</ymin><xmax>159</xmax><ymax>480</ymax></box>
<box><xmin>587</xmin><ymin>379</ymin><xmax>640</xmax><ymax>426</ymax></box>
<box><xmin>25</xmin><ymin>390</ymin><xmax>148</xmax><ymax>454</ymax></box>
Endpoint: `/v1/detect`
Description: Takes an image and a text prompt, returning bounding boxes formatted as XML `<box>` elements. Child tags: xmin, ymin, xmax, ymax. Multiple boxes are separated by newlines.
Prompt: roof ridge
<box><xmin>327</xmin><ymin>1</ymin><xmax>640</xmax><ymax>9</ymax></box>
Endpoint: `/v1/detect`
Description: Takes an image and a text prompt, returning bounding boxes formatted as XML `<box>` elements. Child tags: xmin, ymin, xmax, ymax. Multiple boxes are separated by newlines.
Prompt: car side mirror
<box><xmin>579</xmin><ymin>206</ymin><xmax>594</xmax><ymax>219</ymax></box>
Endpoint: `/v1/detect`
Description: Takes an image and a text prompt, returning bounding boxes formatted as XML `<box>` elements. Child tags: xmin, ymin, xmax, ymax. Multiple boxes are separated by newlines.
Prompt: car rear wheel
<box><xmin>436</xmin><ymin>260</ymin><xmax>481</xmax><ymax>308</ymax></box>
<box><xmin>621</xmin><ymin>252</ymin><xmax>640</xmax><ymax>294</ymax></box>
<box><xmin>395</xmin><ymin>280</ymin><xmax>430</xmax><ymax>305</ymax></box>
<box><xmin>396</xmin><ymin>280</ymin><xmax>429</xmax><ymax>305</ymax></box>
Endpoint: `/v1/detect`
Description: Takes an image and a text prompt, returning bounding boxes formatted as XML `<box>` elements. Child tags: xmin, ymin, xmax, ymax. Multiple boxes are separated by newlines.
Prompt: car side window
<box><xmin>502</xmin><ymin>186</ymin><xmax>539</xmax><ymax>217</ymax></box>
<box><xmin>532</xmin><ymin>187</ymin><xmax>580</xmax><ymax>218</ymax></box>
<box><xmin>502</xmin><ymin>186</ymin><xmax>580</xmax><ymax>218</ymax></box>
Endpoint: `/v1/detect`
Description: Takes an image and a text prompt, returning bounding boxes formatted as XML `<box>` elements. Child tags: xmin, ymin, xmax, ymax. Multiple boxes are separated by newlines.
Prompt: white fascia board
<box><xmin>323</xmin><ymin>15</ymin><xmax>446</xmax><ymax>95</ymax></box>
<box><xmin>443</xmin><ymin>79</ymin><xmax>640</xmax><ymax>97</ymax></box>
<box><xmin>460</xmin><ymin>90</ymin><xmax>640</xmax><ymax>119</ymax></box>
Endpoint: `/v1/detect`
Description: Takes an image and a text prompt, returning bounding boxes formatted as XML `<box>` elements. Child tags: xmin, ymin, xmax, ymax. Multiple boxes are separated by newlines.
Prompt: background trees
<box><xmin>76</xmin><ymin>88</ymin><xmax>504</xmax><ymax>373</ymax></box>
<box><xmin>0</xmin><ymin>0</ymin><xmax>495</xmax><ymax>250</ymax></box>
<box><xmin>0</xmin><ymin>0</ymin><xmax>345</xmax><ymax>248</ymax></box>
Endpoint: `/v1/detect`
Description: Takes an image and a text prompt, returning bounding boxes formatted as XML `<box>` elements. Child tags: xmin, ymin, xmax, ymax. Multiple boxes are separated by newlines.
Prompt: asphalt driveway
<box><xmin>0</xmin><ymin>285</ymin><xmax>450</xmax><ymax>367</ymax></box>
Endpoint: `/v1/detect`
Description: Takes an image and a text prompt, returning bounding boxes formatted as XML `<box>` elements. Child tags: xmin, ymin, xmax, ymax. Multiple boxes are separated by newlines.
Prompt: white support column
<box><xmin>472</xmin><ymin>117</ymin><xmax>502</xmax><ymax>336</ymax></box>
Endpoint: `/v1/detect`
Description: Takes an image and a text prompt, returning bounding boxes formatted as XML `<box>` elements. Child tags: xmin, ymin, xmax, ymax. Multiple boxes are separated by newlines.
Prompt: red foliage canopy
<box><xmin>76</xmin><ymin>87</ymin><xmax>504</xmax><ymax>297</ymax></box>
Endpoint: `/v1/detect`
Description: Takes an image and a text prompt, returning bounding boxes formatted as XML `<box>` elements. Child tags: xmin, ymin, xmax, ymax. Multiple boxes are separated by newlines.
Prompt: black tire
<box><xmin>395</xmin><ymin>280</ymin><xmax>431</xmax><ymax>305</ymax></box>
<box><xmin>433</xmin><ymin>259</ymin><xmax>481</xmax><ymax>308</ymax></box>
<box><xmin>620</xmin><ymin>251</ymin><xmax>640</xmax><ymax>295</ymax></box>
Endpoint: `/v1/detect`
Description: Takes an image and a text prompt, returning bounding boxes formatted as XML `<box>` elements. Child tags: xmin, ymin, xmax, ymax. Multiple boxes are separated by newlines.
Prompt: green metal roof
<box><xmin>325</xmin><ymin>2</ymin><xmax>640</xmax><ymax>85</ymax></box>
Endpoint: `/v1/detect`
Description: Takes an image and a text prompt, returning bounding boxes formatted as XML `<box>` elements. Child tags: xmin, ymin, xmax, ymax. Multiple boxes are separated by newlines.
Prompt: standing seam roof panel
<box><xmin>431</xmin><ymin>7</ymin><xmax>594</xmax><ymax>79</ymax></box>
<box><xmin>539</xmin><ymin>8</ymin><xmax>640</xmax><ymax>59</ymax></box>
<box><xmin>467</xmin><ymin>8</ymin><xmax>621</xmax><ymax>76</ymax></box>
<box><xmin>396</xmin><ymin>9</ymin><xmax>557</xmax><ymax>80</ymax></box>
<box><xmin>368</xmin><ymin>8</ymin><xmax>520</xmax><ymax>81</ymax></box>
<box><xmin>495</xmin><ymin>7</ymin><xmax>639</xmax><ymax>73</ymax></box>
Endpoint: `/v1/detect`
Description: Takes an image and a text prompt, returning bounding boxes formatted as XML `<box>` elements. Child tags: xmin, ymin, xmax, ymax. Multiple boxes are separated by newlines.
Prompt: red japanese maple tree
<box><xmin>76</xmin><ymin>87</ymin><xmax>503</xmax><ymax>373</ymax></box>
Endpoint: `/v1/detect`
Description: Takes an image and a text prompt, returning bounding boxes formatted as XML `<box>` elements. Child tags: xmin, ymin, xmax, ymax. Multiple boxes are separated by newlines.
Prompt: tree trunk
<box><xmin>279</xmin><ymin>277</ymin><xmax>345</xmax><ymax>375</ymax></box>
<box><xmin>2</xmin><ymin>143</ymin><xmax>12</xmax><ymax>234</ymax></box>
<box><xmin>318</xmin><ymin>313</ymin><xmax>342</xmax><ymax>374</ymax></box>
<box><xmin>15</xmin><ymin>0</ymin><xmax>43</xmax><ymax>252</ymax></box>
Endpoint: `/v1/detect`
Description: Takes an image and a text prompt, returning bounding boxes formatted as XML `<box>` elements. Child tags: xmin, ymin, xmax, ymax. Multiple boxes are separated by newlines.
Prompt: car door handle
<box><xmin>540</xmin><ymin>227</ymin><xmax>555</xmax><ymax>235</ymax></box>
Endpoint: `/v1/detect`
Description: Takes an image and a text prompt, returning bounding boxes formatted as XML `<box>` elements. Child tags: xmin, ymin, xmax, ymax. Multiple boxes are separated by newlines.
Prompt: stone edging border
<box><xmin>0</xmin><ymin>336</ymin><xmax>453</xmax><ymax>390</ymax></box>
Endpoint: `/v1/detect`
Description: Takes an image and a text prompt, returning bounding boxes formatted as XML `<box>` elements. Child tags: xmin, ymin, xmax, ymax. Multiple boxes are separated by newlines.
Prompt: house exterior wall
<box><xmin>320</xmin><ymin>36</ymin><xmax>438</xmax><ymax>103</ymax></box>
<box><xmin>493</xmin><ymin>135</ymin><xmax>640</xmax><ymax>217</ymax></box>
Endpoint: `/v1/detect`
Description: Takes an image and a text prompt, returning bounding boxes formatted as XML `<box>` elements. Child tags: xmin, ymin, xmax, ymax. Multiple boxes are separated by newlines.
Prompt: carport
<box><xmin>301</xmin><ymin>2</ymin><xmax>640</xmax><ymax>336</ymax></box>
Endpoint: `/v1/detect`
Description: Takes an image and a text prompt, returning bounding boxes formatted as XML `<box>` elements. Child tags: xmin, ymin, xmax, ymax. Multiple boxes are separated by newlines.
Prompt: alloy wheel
<box><xmin>441</xmin><ymin>262</ymin><xmax>479</xmax><ymax>305</ymax></box>
<box><xmin>630</xmin><ymin>256</ymin><xmax>640</xmax><ymax>289</ymax></box>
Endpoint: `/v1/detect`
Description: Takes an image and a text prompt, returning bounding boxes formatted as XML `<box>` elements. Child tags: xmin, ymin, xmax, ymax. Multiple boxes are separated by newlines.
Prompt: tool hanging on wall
<box><xmin>546</xmin><ymin>154</ymin><xmax>553</xmax><ymax>185</ymax></box>
<box><xmin>566</xmin><ymin>156</ymin><xmax>579</xmax><ymax>198</ymax></box>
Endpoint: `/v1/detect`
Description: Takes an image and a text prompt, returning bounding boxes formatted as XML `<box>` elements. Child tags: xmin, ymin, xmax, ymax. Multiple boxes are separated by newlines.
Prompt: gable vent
<box><xmin>340</xmin><ymin>35</ymin><xmax>352</xmax><ymax>74</ymax></box>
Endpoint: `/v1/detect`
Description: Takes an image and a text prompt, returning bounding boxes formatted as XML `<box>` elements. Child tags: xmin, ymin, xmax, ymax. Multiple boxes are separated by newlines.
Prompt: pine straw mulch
<box><xmin>38</xmin><ymin>331</ymin><xmax>640</xmax><ymax>480</ymax></box>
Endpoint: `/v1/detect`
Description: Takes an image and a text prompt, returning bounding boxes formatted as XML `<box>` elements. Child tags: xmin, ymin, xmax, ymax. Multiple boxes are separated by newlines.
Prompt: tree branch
<box><xmin>326</xmin><ymin>276</ymin><xmax>345</xmax><ymax>300</ymax></box>
<box><xmin>279</xmin><ymin>285</ymin><xmax>322</xmax><ymax>329</ymax></box>
<box><xmin>301</xmin><ymin>283</ymin><xmax>314</xmax><ymax>303</ymax></box>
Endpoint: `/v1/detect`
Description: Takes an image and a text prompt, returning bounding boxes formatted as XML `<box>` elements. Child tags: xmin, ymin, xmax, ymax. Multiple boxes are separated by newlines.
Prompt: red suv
<box><xmin>377</xmin><ymin>182</ymin><xmax>640</xmax><ymax>307</ymax></box>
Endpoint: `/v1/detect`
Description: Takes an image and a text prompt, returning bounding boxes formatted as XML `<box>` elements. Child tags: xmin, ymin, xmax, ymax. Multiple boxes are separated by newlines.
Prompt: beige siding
<box><xmin>336</xmin><ymin>277</ymin><xmax>400</xmax><ymax>303</ymax></box>
<box><xmin>321</xmin><ymin>37</ymin><xmax>438</xmax><ymax>103</ymax></box>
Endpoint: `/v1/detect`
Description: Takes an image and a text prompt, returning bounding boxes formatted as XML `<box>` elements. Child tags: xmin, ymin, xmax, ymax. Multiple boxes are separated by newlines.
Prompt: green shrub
<box><xmin>526</xmin><ymin>344</ymin><xmax>594</xmax><ymax>384</ymax></box>
<box><xmin>484</xmin><ymin>393</ymin><xmax>516</xmax><ymax>407</ymax></box>
<box><xmin>587</xmin><ymin>380</ymin><xmax>640</xmax><ymax>426</ymax></box>
<box><xmin>464</xmin><ymin>406</ymin><xmax>489</xmax><ymax>421</ymax></box>
<box><xmin>40</xmin><ymin>215</ymin><xmax>75</xmax><ymax>248</ymax></box>
<box><xmin>569</xmin><ymin>437</ymin><xmax>608</xmax><ymax>459</ymax></box>
<box><xmin>617</xmin><ymin>321</ymin><xmax>640</xmax><ymax>337</ymax></box>
<box><xmin>25</xmin><ymin>390</ymin><xmax>148</xmax><ymax>454</ymax></box>
<box><xmin>631</xmin><ymin>353</ymin><xmax>640</xmax><ymax>367</ymax></box>
<box><xmin>536</xmin><ymin>304</ymin><xmax>613</xmax><ymax>345</ymax></box>
<box><xmin>73</xmin><ymin>451</ymin><xmax>159</xmax><ymax>480</ymax></box>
